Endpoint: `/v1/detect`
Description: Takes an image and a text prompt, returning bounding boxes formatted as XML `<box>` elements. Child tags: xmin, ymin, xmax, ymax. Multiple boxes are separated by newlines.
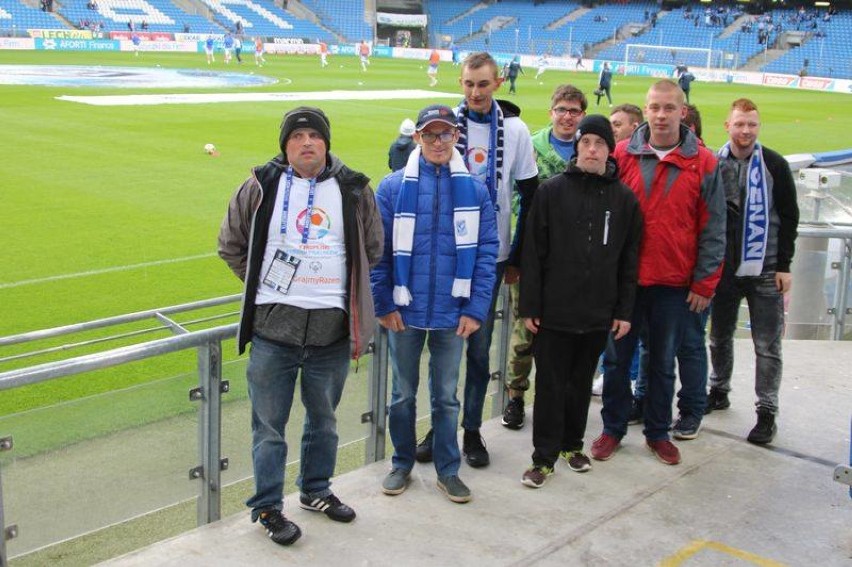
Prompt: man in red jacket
<box><xmin>592</xmin><ymin>80</ymin><xmax>726</xmax><ymax>466</ymax></box>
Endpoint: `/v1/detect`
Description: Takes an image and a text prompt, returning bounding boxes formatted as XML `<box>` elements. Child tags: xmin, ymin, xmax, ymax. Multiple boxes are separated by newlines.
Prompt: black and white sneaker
<box><xmin>257</xmin><ymin>509</ymin><xmax>301</xmax><ymax>546</ymax></box>
<box><xmin>299</xmin><ymin>493</ymin><xmax>356</xmax><ymax>523</ymax></box>
<box><xmin>501</xmin><ymin>397</ymin><xmax>525</xmax><ymax>430</ymax></box>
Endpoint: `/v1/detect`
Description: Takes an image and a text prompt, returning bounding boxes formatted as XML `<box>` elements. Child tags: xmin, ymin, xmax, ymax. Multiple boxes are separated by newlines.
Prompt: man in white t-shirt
<box><xmin>218</xmin><ymin>106</ymin><xmax>383</xmax><ymax>546</ymax></box>
<box><xmin>415</xmin><ymin>51</ymin><xmax>539</xmax><ymax>469</ymax></box>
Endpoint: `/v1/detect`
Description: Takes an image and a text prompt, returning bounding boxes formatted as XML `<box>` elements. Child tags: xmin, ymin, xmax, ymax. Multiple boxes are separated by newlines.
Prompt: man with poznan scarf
<box><xmin>415</xmin><ymin>52</ymin><xmax>539</xmax><ymax>469</ymax></box>
<box><xmin>707</xmin><ymin>98</ymin><xmax>800</xmax><ymax>445</ymax></box>
<box><xmin>218</xmin><ymin>106</ymin><xmax>383</xmax><ymax>545</ymax></box>
<box><xmin>371</xmin><ymin>104</ymin><xmax>498</xmax><ymax>503</ymax></box>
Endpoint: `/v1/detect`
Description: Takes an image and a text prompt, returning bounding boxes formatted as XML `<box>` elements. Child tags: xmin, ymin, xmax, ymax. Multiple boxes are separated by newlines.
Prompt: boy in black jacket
<box><xmin>519</xmin><ymin>115</ymin><xmax>642</xmax><ymax>487</ymax></box>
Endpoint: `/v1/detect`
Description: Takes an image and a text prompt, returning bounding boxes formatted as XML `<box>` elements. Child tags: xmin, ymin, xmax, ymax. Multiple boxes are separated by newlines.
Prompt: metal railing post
<box><xmin>190</xmin><ymin>340</ymin><xmax>228</xmax><ymax>526</ymax></box>
<box><xmin>0</xmin><ymin>436</ymin><xmax>17</xmax><ymax>567</ymax></box>
<box><xmin>364</xmin><ymin>328</ymin><xmax>389</xmax><ymax>464</ymax></box>
<box><xmin>491</xmin><ymin>284</ymin><xmax>512</xmax><ymax>417</ymax></box>
<box><xmin>832</xmin><ymin>238</ymin><xmax>852</xmax><ymax>340</ymax></box>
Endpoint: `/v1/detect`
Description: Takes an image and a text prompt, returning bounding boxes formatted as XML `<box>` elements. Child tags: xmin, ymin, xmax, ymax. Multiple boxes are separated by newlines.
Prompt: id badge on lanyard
<box><xmin>262</xmin><ymin>250</ymin><xmax>301</xmax><ymax>294</ymax></box>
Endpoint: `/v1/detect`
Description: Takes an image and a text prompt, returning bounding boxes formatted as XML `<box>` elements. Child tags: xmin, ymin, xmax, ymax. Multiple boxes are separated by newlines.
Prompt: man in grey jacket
<box><xmin>218</xmin><ymin>106</ymin><xmax>383</xmax><ymax>546</ymax></box>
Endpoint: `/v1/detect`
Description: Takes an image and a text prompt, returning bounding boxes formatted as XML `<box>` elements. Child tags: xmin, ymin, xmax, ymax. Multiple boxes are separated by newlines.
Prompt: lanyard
<box><xmin>280</xmin><ymin>166</ymin><xmax>317</xmax><ymax>244</ymax></box>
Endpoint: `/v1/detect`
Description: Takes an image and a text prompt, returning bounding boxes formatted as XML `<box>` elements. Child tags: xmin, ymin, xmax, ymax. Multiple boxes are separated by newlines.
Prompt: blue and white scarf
<box><xmin>455</xmin><ymin>100</ymin><xmax>504</xmax><ymax>207</ymax></box>
<box><xmin>392</xmin><ymin>146</ymin><xmax>480</xmax><ymax>306</ymax></box>
<box><xmin>719</xmin><ymin>141</ymin><xmax>769</xmax><ymax>277</ymax></box>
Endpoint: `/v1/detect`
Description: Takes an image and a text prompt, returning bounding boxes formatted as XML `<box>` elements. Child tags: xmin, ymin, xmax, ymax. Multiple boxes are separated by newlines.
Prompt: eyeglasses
<box><xmin>552</xmin><ymin>107</ymin><xmax>584</xmax><ymax>117</ymax></box>
<box><xmin>420</xmin><ymin>131</ymin><xmax>456</xmax><ymax>144</ymax></box>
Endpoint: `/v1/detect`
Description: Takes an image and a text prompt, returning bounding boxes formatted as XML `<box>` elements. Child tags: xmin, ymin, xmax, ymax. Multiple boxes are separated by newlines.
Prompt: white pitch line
<box><xmin>0</xmin><ymin>253</ymin><xmax>217</xmax><ymax>290</ymax></box>
<box><xmin>56</xmin><ymin>89</ymin><xmax>460</xmax><ymax>106</ymax></box>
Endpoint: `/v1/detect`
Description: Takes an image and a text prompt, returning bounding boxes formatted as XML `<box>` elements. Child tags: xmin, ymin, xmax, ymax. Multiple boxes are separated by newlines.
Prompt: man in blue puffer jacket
<box><xmin>371</xmin><ymin>104</ymin><xmax>499</xmax><ymax>504</ymax></box>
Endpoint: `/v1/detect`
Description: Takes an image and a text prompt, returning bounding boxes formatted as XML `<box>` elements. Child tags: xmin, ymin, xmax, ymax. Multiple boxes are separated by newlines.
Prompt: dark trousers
<box><xmin>596</xmin><ymin>86</ymin><xmax>612</xmax><ymax>105</ymax></box>
<box><xmin>532</xmin><ymin>327</ymin><xmax>608</xmax><ymax>467</ymax></box>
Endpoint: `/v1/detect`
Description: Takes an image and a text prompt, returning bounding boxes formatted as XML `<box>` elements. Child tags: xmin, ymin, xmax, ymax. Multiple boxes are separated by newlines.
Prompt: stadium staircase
<box><xmin>559</xmin><ymin>6</ymin><xmax>589</xmax><ymax>24</ymax></box>
<box><xmin>443</xmin><ymin>0</ymin><xmax>487</xmax><ymax>26</ymax></box>
<box><xmin>741</xmin><ymin>47</ymin><xmax>785</xmax><ymax>72</ymax></box>
<box><xmin>717</xmin><ymin>14</ymin><xmax>753</xmax><ymax>40</ymax></box>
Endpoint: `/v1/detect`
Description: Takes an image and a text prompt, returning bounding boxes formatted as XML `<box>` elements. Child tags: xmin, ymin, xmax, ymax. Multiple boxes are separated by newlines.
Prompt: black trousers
<box><xmin>532</xmin><ymin>327</ymin><xmax>608</xmax><ymax>467</ymax></box>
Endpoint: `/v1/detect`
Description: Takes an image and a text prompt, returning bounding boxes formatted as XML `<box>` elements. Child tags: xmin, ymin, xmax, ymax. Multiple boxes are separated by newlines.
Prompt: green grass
<box><xmin>1</xmin><ymin>49</ymin><xmax>850</xmax><ymax>415</ymax></box>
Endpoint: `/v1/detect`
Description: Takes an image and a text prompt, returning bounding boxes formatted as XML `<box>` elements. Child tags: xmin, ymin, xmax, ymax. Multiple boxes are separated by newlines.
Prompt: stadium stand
<box><xmin>299</xmin><ymin>0</ymin><xmax>370</xmax><ymax>42</ymax></box>
<box><xmin>427</xmin><ymin>0</ymin><xmax>663</xmax><ymax>57</ymax></box>
<box><xmin>762</xmin><ymin>10</ymin><xmax>851</xmax><ymax>79</ymax></box>
<box><xmin>57</xmin><ymin>0</ymin><xmax>212</xmax><ymax>33</ymax></box>
<box><xmin>595</xmin><ymin>5</ymin><xmax>768</xmax><ymax>70</ymax></box>
<box><xmin>0</xmin><ymin>0</ymin><xmax>65</xmax><ymax>34</ymax></box>
<box><xmin>196</xmin><ymin>0</ymin><xmax>330</xmax><ymax>40</ymax></box>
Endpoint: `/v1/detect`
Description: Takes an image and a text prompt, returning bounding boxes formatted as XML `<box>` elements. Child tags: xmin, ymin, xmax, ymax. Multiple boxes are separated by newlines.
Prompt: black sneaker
<box><xmin>705</xmin><ymin>388</ymin><xmax>731</xmax><ymax>414</ymax></box>
<box><xmin>257</xmin><ymin>509</ymin><xmax>301</xmax><ymax>546</ymax></box>
<box><xmin>463</xmin><ymin>429</ymin><xmax>490</xmax><ymax>468</ymax></box>
<box><xmin>299</xmin><ymin>493</ymin><xmax>356</xmax><ymax>523</ymax></box>
<box><xmin>747</xmin><ymin>409</ymin><xmax>777</xmax><ymax>445</ymax></box>
<box><xmin>628</xmin><ymin>396</ymin><xmax>643</xmax><ymax>425</ymax></box>
<box><xmin>415</xmin><ymin>429</ymin><xmax>433</xmax><ymax>463</ymax></box>
<box><xmin>501</xmin><ymin>397</ymin><xmax>525</xmax><ymax>430</ymax></box>
<box><xmin>672</xmin><ymin>414</ymin><xmax>701</xmax><ymax>440</ymax></box>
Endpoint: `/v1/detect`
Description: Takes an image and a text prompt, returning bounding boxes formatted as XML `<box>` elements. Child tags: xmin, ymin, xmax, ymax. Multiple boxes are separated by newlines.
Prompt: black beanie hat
<box><xmin>279</xmin><ymin>106</ymin><xmax>331</xmax><ymax>154</ymax></box>
<box><xmin>574</xmin><ymin>114</ymin><xmax>616</xmax><ymax>154</ymax></box>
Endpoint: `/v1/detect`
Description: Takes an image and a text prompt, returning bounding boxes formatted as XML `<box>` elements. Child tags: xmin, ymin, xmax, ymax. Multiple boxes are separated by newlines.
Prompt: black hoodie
<box><xmin>519</xmin><ymin>158</ymin><xmax>642</xmax><ymax>332</ymax></box>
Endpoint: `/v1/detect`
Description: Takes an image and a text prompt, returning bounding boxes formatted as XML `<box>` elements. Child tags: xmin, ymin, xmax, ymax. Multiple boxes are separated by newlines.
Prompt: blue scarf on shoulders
<box><xmin>392</xmin><ymin>147</ymin><xmax>480</xmax><ymax>306</ymax></box>
<box><xmin>455</xmin><ymin>99</ymin><xmax>504</xmax><ymax>207</ymax></box>
<box><xmin>719</xmin><ymin>141</ymin><xmax>769</xmax><ymax>277</ymax></box>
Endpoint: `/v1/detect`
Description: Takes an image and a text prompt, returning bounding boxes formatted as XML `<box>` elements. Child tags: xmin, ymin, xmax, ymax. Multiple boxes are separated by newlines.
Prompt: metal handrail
<box><xmin>0</xmin><ymin>324</ymin><xmax>237</xmax><ymax>392</ymax></box>
<box><xmin>0</xmin><ymin>294</ymin><xmax>241</xmax><ymax>348</ymax></box>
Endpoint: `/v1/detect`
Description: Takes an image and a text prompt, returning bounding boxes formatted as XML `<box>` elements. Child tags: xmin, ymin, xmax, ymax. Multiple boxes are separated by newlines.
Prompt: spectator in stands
<box><xmin>609</xmin><ymin>103</ymin><xmax>642</xmax><ymax>143</ymax></box>
<box><xmin>416</xmin><ymin>52</ymin><xmax>539</xmax><ymax>470</ymax></box>
<box><xmin>372</xmin><ymin>104</ymin><xmax>498</xmax><ymax>504</ymax></box>
<box><xmin>127</xmin><ymin>21</ymin><xmax>134</xmax><ymax>32</ymax></box>
<box><xmin>236</xmin><ymin>20</ymin><xmax>243</xmax><ymax>34</ymax></box>
<box><xmin>183</xmin><ymin>23</ymin><xmax>191</xmax><ymax>33</ymax></box>
<box><xmin>519</xmin><ymin>114</ymin><xmax>641</xmax><ymax>487</ymax></box>
<box><xmin>427</xmin><ymin>48</ymin><xmax>440</xmax><ymax>87</ymax></box>
<box><xmin>593</xmin><ymin>80</ymin><xmax>725</xmax><ymax>466</ymax></box>
<box><xmin>575</xmin><ymin>49</ymin><xmax>585</xmax><ymax>70</ymax></box>
<box><xmin>504</xmin><ymin>55</ymin><xmax>524</xmax><ymax>95</ymax></box>
<box><xmin>677</xmin><ymin>66</ymin><xmax>696</xmax><ymax>103</ymax></box>
<box><xmin>595</xmin><ymin>62</ymin><xmax>613</xmax><ymax>107</ymax></box>
<box><xmin>141</xmin><ymin>20</ymin><xmax>148</xmax><ymax>30</ymax></box>
<box><xmin>359</xmin><ymin>40</ymin><xmax>371</xmax><ymax>71</ymax></box>
<box><xmin>707</xmin><ymin>98</ymin><xmax>800</xmax><ymax>445</ymax></box>
<box><xmin>501</xmin><ymin>84</ymin><xmax>588</xmax><ymax>431</ymax></box>
<box><xmin>387</xmin><ymin>118</ymin><xmax>416</xmax><ymax>171</ymax></box>
<box><xmin>217</xmin><ymin>106</ymin><xmax>383</xmax><ymax>546</ymax></box>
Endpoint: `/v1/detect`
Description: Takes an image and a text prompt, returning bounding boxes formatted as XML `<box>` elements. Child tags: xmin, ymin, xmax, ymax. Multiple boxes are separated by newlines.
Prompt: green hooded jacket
<box><xmin>532</xmin><ymin>126</ymin><xmax>568</xmax><ymax>182</ymax></box>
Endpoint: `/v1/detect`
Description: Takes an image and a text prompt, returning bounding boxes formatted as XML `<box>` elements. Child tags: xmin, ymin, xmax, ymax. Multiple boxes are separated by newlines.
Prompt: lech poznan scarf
<box><xmin>455</xmin><ymin>99</ymin><xmax>504</xmax><ymax>207</ymax></box>
<box><xmin>719</xmin><ymin>141</ymin><xmax>769</xmax><ymax>277</ymax></box>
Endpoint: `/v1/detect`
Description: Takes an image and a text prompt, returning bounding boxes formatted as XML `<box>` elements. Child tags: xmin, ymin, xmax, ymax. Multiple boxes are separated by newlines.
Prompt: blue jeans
<box><xmin>388</xmin><ymin>327</ymin><xmax>464</xmax><ymax>477</ymax></box>
<box><xmin>245</xmin><ymin>334</ymin><xmax>350</xmax><ymax>519</ymax></box>
<box><xmin>602</xmin><ymin>286</ymin><xmax>708</xmax><ymax>441</ymax></box>
<box><xmin>633</xmin><ymin>307</ymin><xmax>709</xmax><ymax>418</ymax></box>
<box><xmin>709</xmin><ymin>271</ymin><xmax>784</xmax><ymax>414</ymax></box>
<box><xmin>462</xmin><ymin>261</ymin><xmax>506</xmax><ymax>430</ymax></box>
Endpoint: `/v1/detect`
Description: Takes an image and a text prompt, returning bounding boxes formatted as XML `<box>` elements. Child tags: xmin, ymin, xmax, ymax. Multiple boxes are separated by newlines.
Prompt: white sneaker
<box><xmin>591</xmin><ymin>374</ymin><xmax>604</xmax><ymax>396</ymax></box>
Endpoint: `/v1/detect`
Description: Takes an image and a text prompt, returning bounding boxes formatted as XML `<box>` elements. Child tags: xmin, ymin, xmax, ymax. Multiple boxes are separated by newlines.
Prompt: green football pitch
<box><xmin>1</xmin><ymin>49</ymin><xmax>850</xmax><ymax>415</ymax></box>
